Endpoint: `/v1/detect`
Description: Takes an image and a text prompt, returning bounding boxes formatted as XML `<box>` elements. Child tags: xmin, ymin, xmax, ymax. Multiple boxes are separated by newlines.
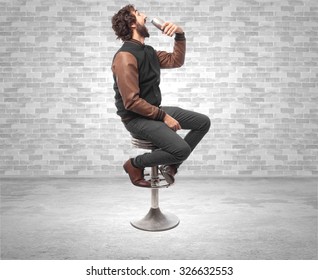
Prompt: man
<box><xmin>111</xmin><ymin>4</ymin><xmax>210</xmax><ymax>187</ymax></box>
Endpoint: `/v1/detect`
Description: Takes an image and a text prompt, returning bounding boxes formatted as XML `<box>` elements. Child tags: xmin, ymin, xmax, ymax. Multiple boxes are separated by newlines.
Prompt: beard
<box><xmin>136</xmin><ymin>22</ymin><xmax>150</xmax><ymax>38</ymax></box>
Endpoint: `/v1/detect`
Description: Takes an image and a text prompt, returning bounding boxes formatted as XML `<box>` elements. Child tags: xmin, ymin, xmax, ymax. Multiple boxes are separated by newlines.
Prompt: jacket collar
<box><xmin>126</xmin><ymin>39</ymin><xmax>145</xmax><ymax>47</ymax></box>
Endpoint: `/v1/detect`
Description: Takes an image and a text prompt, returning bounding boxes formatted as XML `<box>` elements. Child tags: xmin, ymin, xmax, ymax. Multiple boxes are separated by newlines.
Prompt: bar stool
<box><xmin>130</xmin><ymin>135</ymin><xmax>180</xmax><ymax>231</ymax></box>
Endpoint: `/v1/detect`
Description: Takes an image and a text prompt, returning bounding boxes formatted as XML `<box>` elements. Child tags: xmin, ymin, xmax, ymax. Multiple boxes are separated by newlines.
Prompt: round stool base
<box><xmin>131</xmin><ymin>207</ymin><xmax>180</xmax><ymax>232</ymax></box>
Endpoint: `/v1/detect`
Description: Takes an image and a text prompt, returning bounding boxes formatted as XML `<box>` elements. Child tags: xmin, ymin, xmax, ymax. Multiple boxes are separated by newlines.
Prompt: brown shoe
<box><xmin>123</xmin><ymin>159</ymin><xmax>151</xmax><ymax>188</ymax></box>
<box><xmin>159</xmin><ymin>164</ymin><xmax>178</xmax><ymax>184</ymax></box>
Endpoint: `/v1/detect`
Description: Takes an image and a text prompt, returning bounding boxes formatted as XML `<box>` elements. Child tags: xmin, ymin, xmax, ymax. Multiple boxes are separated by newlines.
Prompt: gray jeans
<box><xmin>124</xmin><ymin>106</ymin><xmax>211</xmax><ymax>169</ymax></box>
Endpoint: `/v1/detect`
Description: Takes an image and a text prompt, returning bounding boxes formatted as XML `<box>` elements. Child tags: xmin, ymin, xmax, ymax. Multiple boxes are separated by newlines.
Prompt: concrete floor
<box><xmin>0</xmin><ymin>176</ymin><xmax>317</xmax><ymax>260</ymax></box>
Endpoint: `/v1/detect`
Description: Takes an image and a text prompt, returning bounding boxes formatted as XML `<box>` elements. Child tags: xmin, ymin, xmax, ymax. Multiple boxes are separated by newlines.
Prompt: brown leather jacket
<box><xmin>112</xmin><ymin>33</ymin><xmax>186</xmax><ymax>122</ymax></box>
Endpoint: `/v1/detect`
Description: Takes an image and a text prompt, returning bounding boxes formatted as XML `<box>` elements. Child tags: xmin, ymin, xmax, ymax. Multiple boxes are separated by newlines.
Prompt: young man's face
<box><xmin>132</xmin><ymin>9</ymin><xmax>149</xmax><ymax>38</ymax></box>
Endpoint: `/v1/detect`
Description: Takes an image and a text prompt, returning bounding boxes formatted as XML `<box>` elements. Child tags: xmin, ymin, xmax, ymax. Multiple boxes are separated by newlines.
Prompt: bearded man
<box><xmin>111</xmin><ymin>4</ymin><xmax>210</xmax><ymax>187</ymax></box>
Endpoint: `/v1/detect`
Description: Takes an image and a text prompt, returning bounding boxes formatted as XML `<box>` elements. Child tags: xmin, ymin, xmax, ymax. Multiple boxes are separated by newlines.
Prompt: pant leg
<box><xmin>161</xmin><ymin>106</ymin><xmax>211</xmax><ymax>167</ymax></box>
<box><xmin>124</xmin><ymin>117</ymin><xmax>191</xmax><ymax>168</ymax></box>
<box><xmin>124</xmin><ymin>107</ymin><xmax>210</xmax><ymax>169</ymax></box>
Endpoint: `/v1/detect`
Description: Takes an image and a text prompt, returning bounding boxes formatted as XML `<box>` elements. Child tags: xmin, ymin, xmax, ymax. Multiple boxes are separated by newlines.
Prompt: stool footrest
<box><xmin>130</xmin><ymin>207</ymin><xmax>180</xmax><ymax>232</ymax></box>
<box><xmin>149</xmin><ymin>180</ymin><xmax>171</xmax><ymax>188</ymax></box>
<box><xmin>144</xmin><ymin>171</ymin><xmax>172</xmax><ymax>188</ymax></box>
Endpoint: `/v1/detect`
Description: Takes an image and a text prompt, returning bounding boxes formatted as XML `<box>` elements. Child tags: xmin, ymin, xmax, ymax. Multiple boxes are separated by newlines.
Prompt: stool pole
<box><xmin>151</xmin><ymin>189</ymin><xmax>159</xmax><ymax>209</ymax></box>
<box><xmin>151</xmin><ymin>166</ymin><xmax>159</xmax><ymax>208</ymax></box>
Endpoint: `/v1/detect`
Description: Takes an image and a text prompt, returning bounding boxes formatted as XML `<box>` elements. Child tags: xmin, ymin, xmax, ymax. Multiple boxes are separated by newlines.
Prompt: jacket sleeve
<box><xmin>156</xmin><ymin>32</ymin><xmax>186</xmax><ymax>68</ymax></box>
<box><xmin>112</xmin><ymin>51</ymin><xmax>166</xmax><ymax>121</ymax></box>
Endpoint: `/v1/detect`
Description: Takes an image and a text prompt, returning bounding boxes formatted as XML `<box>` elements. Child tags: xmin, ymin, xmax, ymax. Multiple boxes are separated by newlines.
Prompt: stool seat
<box><xmin>129</xmin><ymin>135</ymin><xmax>180</xmax><ymax>232</ymax></box>
<box><xmin>131</xmin><ymin>137</ymin><xmax>157</xmax><ymax>150</ymax></box>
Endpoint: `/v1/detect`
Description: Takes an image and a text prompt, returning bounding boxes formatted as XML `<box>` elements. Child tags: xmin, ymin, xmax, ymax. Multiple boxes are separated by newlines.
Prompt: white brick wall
<box><xmin>1</xmin><ymin>0</ymin><xmax>317</xmax><ymax>176</ymax></box>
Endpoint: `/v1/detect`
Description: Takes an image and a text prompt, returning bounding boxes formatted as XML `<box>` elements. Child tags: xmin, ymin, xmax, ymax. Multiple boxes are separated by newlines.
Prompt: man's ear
<box><xmin>131</xmin><ymin>22</ymin><xmax>136</xmax><ymax>29</ymax></box>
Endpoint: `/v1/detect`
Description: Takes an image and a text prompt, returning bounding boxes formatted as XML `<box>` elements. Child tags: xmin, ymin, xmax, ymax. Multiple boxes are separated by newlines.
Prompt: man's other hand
<box><xmin>163</xmin><ymin>114</ymin><xmax>181</xmax><ymax>131</ymax></box>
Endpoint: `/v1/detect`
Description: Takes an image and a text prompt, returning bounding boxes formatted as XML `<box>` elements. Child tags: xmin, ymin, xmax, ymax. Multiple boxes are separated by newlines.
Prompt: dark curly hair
<box><xmin>112</xmin><ymin>4</ymin><xmax>136</xmax><ymax>41</ymax></box>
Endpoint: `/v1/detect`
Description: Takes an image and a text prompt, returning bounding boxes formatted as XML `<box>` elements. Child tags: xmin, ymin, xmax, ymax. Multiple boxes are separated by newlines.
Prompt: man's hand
<box><xmin>161</xmin><ymin>22</ymin><xmax>183</xmax><ymax>37</ymax></box>
<box><xmin>164</xmin><ymin>114</ymin><xmax>181</xmax><ymax>131</ymax></box>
